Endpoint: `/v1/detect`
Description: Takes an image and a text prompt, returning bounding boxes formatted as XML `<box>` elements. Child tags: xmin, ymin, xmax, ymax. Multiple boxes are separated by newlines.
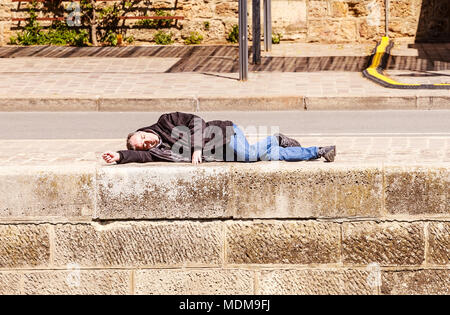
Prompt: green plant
<box><xmin>105</xmin><ymin>30</ymin><xmax>119</xmax><ymax>46</ymax></box>
<box><xmin>126</xmin><ymin>35</ymin><xmax>134</xmax><ymax>44</ymax></box>
<box><xmin>10</xmin><ymin>2</ymin><xmax>44</xmax><ymax>45</ymax></box>
<box><xmin>204</xmin><ymin>21</ymin><xmax>210</xmax><ymax>30</ymax></box>
<box><xmin>227</xmin><ymin>25</ymin><xmax>239</xmax><ymax>43</ymax></box>
<box><xmin>137</xmin><ymin>9</ymin><xmax>172</xmax><ymax>28</ymax></box>
<box><xmin>10</xmin><ymin>3</ymin><xmax>90</xmax><ymax>46</ymax></box>
<box><xmin>154</xmin><ymin>31</ymin><xmax>173</xmax><ymax>45</ymax></box>
<box><xmin>272</xmin><ymin>32</ymin><xmax>282</xmax><ymax>44</ymax></box>
<box><xmin>47</xmin><ymin>22</ymin><xmax>90</xmax><ymax>46</ymax></box>
<box><xmin>184</xmin><ymin>31</ymin><xmax>203</xmax><ymax>45</ymax></box>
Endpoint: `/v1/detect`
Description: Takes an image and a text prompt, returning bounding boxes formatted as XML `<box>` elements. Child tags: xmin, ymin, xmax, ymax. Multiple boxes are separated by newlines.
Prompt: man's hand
<box><xmin>192</xmin><ymin>149</ymin><xmax>202</xmax><ymax>165</ymax></box>
<box><xmin>102</xmin><ymin>151</ymin><xmax>120</xmax><ymax>164</ymax></box>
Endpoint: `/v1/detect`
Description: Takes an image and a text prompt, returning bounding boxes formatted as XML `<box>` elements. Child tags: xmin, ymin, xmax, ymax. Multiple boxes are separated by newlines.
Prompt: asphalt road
<box><xmin>0</xmin><ymin>110</ymin><xmax>449</xmax><ymax>139</ymax></box>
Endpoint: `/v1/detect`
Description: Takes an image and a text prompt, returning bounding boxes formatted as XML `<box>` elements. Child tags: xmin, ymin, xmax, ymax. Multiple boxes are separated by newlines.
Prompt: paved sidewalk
<box><xmin>0</xmin><ymin>59</ymin><xmax>448</xmax><ymax>98</ymax></box>
<box><xmin>0</xmin><ymin>44</ymin><xmax>448</xmax><ymax>111</ymax></box>
<box><xmin>1</xmin><ymin>136</ymin><xmax>448</xmax><ymax>167</ymax></box>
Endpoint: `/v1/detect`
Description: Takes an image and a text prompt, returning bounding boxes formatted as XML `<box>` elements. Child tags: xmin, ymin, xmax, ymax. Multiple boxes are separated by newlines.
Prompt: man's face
<box><xmin>130</xmin><ymin>132</ymin><xmax>159</xmax><ymax>151</ymax></box>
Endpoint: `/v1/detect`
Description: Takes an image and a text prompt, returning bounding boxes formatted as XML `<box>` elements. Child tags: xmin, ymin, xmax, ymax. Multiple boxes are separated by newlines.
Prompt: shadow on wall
<box><xmin>414</xmin><ymin>0</ymin><xmax>450</xmax><ymax>43</ymax></box>
<box><xmin>408</xmin><ymin>0</ymin><xmax>450</xmax><ymax>65</ymax></box>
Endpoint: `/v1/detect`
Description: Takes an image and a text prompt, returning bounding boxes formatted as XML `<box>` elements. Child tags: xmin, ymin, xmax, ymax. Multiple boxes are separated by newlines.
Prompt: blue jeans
<box><xmin>228</xmin><ymin>124</ymin><xmax>318</xmax><ymax>162</ymax></box>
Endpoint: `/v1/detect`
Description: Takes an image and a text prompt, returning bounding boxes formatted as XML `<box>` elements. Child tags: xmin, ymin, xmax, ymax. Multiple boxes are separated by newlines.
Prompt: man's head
<box><xmin>127</xmin><ymin>131</ymin><xmax>160</xmax><ymax>151</ymax></box>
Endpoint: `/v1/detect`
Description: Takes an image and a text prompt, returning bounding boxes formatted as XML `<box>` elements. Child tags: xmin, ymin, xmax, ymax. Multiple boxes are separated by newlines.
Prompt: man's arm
<box><xmin>102</xmin><ymin>150</ymin><xmax>154</xmax><ymax>164</ymax></box>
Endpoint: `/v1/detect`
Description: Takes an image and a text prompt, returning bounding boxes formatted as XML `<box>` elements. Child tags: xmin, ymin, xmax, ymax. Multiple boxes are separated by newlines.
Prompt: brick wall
<box><xmin>0</xmin><ymin>164</ymin><xmax>448</xmax><ymax>294</ymax></box>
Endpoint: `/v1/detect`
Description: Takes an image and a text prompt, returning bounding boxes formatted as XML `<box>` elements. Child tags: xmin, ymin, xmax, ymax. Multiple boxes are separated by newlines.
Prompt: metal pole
<box><xmin>385</xmin><ymin>0</ymin><xmax>389</xmax><ymax>37</ymax></box>
<box><xmin>252</xmin><ymin>0</ymin><xmax>261</xmax><ymax>65</ymax></box>
<box><xmin>263</xmin><ymin>0</ymin><xmax>272</xmax><ymax>51</ymax></box>
<box><xmin>239</xmin><ymin>0</ymin><xmax>248</xmax><ymax>81</ymax></box>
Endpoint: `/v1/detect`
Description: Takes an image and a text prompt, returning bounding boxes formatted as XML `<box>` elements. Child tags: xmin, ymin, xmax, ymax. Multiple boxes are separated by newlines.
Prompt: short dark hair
<box><xmin>127</xmin><ymin>132</ymin><xmax>138</xmax><ymax>150</ymax></box>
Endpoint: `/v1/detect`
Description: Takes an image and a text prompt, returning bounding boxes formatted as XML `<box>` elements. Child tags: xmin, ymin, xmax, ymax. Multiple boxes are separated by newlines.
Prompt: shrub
<box><xmin>10</xmin><ymin>13</ymin><xmax>90</xmax><ymax>47</ymax></box>
<box><xmin>126</xmin><ymin>35</ymin><xmax>135</xmax><ymax>44</ymax></box>
<box><xmin>204</xmin><ymin>21</ymin><xmax>210</xmax><ymax>30</ymax></box>
<box><xmin>226</xmin><ymin>25</ymin><xmax>239</xmax><ymax>43</ymax></box>
<box><xmin>105</xmin><ymin>30</ymin><xmax>119</xmax><ymax>46</ymax></box>
<box><xmin>154</xmin><ymin>31</ymin><xmax>173</xmax><ymax>45</ymax></box>
<box><xmin>184</xmin><ymin>31</ymin><xmax>203</xmax><ymax>45</ymax></box>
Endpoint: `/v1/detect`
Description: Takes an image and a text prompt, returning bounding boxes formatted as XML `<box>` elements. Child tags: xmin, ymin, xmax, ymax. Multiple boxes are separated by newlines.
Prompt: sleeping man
<box><xmin>102</xmin><ymin>112</ymin><xmax>336</xmax><ymax>165</ymax></box>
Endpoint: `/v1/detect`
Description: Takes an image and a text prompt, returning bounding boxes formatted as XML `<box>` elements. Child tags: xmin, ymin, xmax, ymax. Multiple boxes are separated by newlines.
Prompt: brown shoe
<box><xmin>318</xmin><ymin>146</ymin><xmax>336</xmax><ymax>162</ymax></box>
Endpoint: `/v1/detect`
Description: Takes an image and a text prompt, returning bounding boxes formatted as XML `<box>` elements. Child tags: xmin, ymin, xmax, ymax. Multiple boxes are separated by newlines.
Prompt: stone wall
<box><xmin>0</xmin><ymin>163</ymin><xmax>448</xmax><ymax>295</ymax></box>
<box><xmin>0</xmin><ymin>0</ymin><xmax>448</xmax><ymax>46</ymax></box>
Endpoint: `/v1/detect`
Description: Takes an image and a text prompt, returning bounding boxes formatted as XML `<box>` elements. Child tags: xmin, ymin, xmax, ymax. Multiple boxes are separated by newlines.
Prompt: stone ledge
<box><xmin>0</xmin><ymin>163</ymin><xmax>448</xmax><ymax>221</ymax></box>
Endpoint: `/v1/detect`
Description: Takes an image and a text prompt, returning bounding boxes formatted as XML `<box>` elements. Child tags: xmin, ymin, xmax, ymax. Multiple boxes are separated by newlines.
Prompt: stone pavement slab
<box><xmin>0</xmin><ymin>136</ymin><xmax>448</xmax><ymax>167</ymax></box>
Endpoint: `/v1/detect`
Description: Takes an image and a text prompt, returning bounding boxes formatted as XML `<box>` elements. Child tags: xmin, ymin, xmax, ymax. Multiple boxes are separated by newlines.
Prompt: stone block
<box><xmin>199</xmin><ymin>96</ymin><xmax>304</xmax><ymax>111</ymax></box>
<box><xmin>271</xmin><ymin>0</ymin><xmax>307</xmax><ymax>31</ymax></box>
<box><xmin>231</xmin><ymin>163</ymin><xmax>383</xmax><ymax>219</ymax></box>
<box><xmin>342</xmin><ymin>222</ymin><xmax>425</xmax><ymax>266</ymax></box>
<box><xmin>389</xmin><ymin>0</ymin><xmax>414</xmax><ymax>18</ymax></box>
<box><xmin>259</xmin><ymin>269</ymin><xmax>376</xmax><ymax>294</ymax></box>
<box><xmin>226</xmin><ymin>221</ymin><xmax>340</xmax><ymax>265</ymax></box>
<box><xmin>0</xmin><ymin>272</ymin><xmax>21</xmax><ymax>294</ymax></box>
<box><xmin>385</xmin><ymin>167</ymin><xmax>449</xmax><ymax>215</ymax></box>
<box><xmin>54</xmin><ymin>222</ymin><xmax>223</xmax><ymax>268</ymax></box>
<box><xmin>428</xmin><ymin>222</ymin><xmax>450</xmax><ymax>265</ymax></box>
<box><xmin>331</xmin><ymin>1</ymin><xmax>348</xmax><ymax>17</ymax></box>
<box><xmin>0</xmin><ymin>224</ymin><xmax>50</xmax><ymax>268</ymax></box>
<box><xmin>201</xmin><ymin>19</ymin><xmax>226</xmax><ymax>41</ymax></box>
<box><xmin>305</xmin><ymin>96</ymin><xmax>418</xmax><ymax>110</ymax></box>
<box><xmin>98</xmin><ymin>98</ymin><xmax>197</xmax><ymax>112</ymax></box>
<box><xmin>0</xmin><ymin>166</ymin><xmax>95</xmax><ymax>220</ymax></box>
<box><xmin>308</xmin><ymin>0</ymin><xmax>329</xmax><ymax>18</ymax></box>
<box><xmin>358</xmin><ymin>20</ymin><xmax>384</xmax><ymax>41</ymax></box>
<box><xmin>388</xmin><ymin>19</ymin><xmax>419</xmax><ymax>37</ymax></box>
<box><xmin>0</xmin><ymin>98</ymin><xmax>98</xmax><ymax>111</ymax></box>
<box><xmin>215</xmin><ymin>2</ymin><xmax>238</xmax><ymax>17</ymax></box>
<box><xmin>307</xmin><ymin>20</ymin><xmax>357</xmax><ymax>43</ymax></box>
<box><xmin>95</xmin><ymin>164</ymin><xmax>232</xmax><ymax>220</ymax></box>
<box><xmin>136</xmin><ymin>269</ymin><xmax>254</xmax><ymax>295</ymax></box>
<box><xmin>347</xmin><ymin>0</ymin><xmax>385</xmax><ymax>17</ymax></box>
<box><xmin>23</xmin><ymin>270</ymin><xmax>130</xmax><ymax>295</ymax></box>
<box><xmin>0</xmin><ymin>21</ymin><xmax>12</xmax><ymax>46</ymax></box>
<box><xmin>381</xmin><ymin>270</ymin><xmax>449</xmax><ymax>295</ymax></box>
<box><xmin>429</xmin><ymin>97</ymin><xmax>450</xmax><ymax>110</ymax></box>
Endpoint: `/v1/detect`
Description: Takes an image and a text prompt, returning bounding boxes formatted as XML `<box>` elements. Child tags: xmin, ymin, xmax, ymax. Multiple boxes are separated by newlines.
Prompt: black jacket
<box><xmin>117</xmin><ymin>112</ymin><xmax>235</xmax><ymax>164</ymax></box>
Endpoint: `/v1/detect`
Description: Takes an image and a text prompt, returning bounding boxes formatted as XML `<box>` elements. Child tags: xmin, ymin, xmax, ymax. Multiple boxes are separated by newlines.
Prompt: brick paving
<box><xmin>0</xmin><ymin>136</ymin><xmax>448</xmax><ymax>167</ymax></box>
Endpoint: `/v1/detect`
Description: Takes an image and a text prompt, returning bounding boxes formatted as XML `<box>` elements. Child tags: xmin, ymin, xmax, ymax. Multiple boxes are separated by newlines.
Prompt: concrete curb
<box><xmin>0</xmin><ymin>96</ymin><xmax>449</xmax><ymax>111</ymax></box>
